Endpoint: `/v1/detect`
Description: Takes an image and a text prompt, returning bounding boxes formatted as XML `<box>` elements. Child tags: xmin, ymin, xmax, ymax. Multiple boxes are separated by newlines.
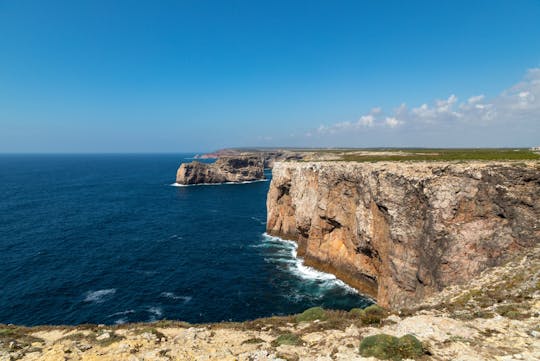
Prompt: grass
<box><xmin>337</xmin><ymin>148</ymin><xmax>540</xmax><ymax>162</ymax></box>
<box><xmin>0</xmin><ymin>326</ymin><xmax>44</xmax><ymax>348</ymax></box>
<box><xmin>133</xmin><ymin>327</ymin><xmax>166</xmax><ymax>340</ymax></box>
<box><xmin>56</xmin><ymin>330</ymin><xmax>125</xmax><ymax>348</ymax></box>
<box><xmin>207</xmin><ymin>147</ymin><xmax>540</xmax><ymax>162</ymax></box>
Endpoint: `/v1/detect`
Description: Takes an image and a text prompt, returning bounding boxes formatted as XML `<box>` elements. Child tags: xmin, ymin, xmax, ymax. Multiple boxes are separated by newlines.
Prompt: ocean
<box><xmin>0</xmin><ymin>154</ymin><xmax>371</xmax><ymax>326</ymax></box>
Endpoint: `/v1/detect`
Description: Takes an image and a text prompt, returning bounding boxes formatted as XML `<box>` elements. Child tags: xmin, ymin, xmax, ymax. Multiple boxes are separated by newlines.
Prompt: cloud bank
<box><xmin>309</xmin><ymin>68</ymin><xmax>540</xmax><ymax>147</ymax></box>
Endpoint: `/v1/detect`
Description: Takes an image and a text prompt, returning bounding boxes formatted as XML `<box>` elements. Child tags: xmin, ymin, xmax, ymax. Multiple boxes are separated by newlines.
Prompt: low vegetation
<box><xmin>333</xmin><ymin>148</ymin><xmax>540</xmax><ymax>162</ymax></box>
<box><xmin>350</xmin><ymin>304</ymin><xmax>387</xmax><ymax>325</ymax></box>
<box><xmin>271</xmin><ymin>332</ymin><xmax>303</xmax><ymax>346</ymax></box>
<box><xmin>359</xmin><ymin>333</ymin><xmax>424</xmax><ymax>360</ymax></box>
<box><xmin>295</xmin><ymin>306</ymin><xmax>328</xmax><ymax>322</ymax></box>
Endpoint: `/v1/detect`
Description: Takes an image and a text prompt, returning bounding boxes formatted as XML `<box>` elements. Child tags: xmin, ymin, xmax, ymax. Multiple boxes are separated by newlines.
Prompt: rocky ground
<box><xmin>1</xmin><ymin>245</ymin><xmax>539</xmax><ymax>361</ymax></box>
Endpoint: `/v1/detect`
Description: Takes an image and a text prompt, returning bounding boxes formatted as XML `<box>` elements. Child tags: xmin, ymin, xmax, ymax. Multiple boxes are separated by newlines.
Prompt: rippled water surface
<box><xmin>0</xmin><ymin>154</ymin><xmax>371</xmax><ymax>325</ymax></box>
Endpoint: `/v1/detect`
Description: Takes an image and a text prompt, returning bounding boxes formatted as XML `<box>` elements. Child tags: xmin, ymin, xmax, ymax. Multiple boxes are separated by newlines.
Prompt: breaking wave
<box><xmin>170</xmin><ymin>179</ymin><xmax>269</xmax><ymax>187</ymax></box>
<box><xmin>147</xmin><ymin>306</ymin><xmax>163</xmax><ymax>321</ymax></box>
<box><xmin>83</xmin><ymin>289</ymin><xmax>117</xmax><ymax>303</ymax></box>
<box><xmin>260</xmin><ymin>233</ymin><xmax>359</xmax><ymax>294</ymax></box>
<box><xmin>160</xmin><ymin>292</ymin><xmax>192</xmax><ymax>303</ymax></box>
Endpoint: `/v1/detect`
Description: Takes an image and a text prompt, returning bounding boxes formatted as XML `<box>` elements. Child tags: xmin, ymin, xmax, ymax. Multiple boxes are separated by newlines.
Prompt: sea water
<box><xmin>0</xmin><ymin>154</ymin><xmax>371</xmax><ymax>325</ymax></box>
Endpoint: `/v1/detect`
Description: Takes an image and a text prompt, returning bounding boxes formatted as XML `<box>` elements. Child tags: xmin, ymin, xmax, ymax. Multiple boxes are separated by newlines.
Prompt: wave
<box><xmin>114</xmin><ymin>317</ymin><xmax>128</xmax><ymax>325</ymax></box>
<box><xmin>170</xmin><ymin>179</ymin><xmax>269</xmax><ymax>187</ymax></box>
<box><xmin>160</xmin><ymin>292</ymin><xmax>192</xmax><ymax>303</ymax></box>
<box><xmin>260</xmin><ymin>233</ymin><xmax>358</xmax><ymax>294</ymax></box>
<box><xmin>107</xmin><ymin>309</ymin><xmax>135</xmax><ymax>318</ymax></box>
<box><xmin>83</xmin><ymin>289</ymin><xmax>117</xmax><ymax>303</ymax></box>
<box><xmin>147</xmin><ymin>306</ymin><xmax>163</xmax><ymax>321</ymax></box>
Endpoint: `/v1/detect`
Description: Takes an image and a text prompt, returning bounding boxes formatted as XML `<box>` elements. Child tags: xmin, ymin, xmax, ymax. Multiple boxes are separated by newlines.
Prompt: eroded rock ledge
<box><xmin>266</xmin><ymin>161</ymin><xmax>540</xmax><ymax>308</ymax></box>
<box><xmin>176</xmin><ymin>157</ymin><xmax>265</xmax><ymax>185</ymax></box>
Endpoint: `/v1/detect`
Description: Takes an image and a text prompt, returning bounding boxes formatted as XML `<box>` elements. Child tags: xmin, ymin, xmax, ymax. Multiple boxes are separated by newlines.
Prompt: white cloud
<box><xmin>385</xmin><ymin>117</ymin><xmax>401</xmax><ymax>128</ymax></box>
<box><xmin>358</xmin><ymin>114</ymin><xmax>374</xmax><ymax>127</ymax></box>
<box><xmin>308</xmin><ymin>67</ymin><xmax>540</xmax><ymax>137</ymax></box>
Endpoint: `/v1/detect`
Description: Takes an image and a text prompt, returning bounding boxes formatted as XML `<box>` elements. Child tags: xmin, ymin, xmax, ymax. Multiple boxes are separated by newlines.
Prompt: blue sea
<box><xmin>0</xmin><ymin>154</ymin><xmax>371</xmax><ymax>326</ymax></box>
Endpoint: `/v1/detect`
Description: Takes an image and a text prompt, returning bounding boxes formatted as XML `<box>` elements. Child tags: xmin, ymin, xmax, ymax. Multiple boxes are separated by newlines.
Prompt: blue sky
<box><xmin>1</xmin><ymin>0</ymin><xmax>539</xmax><ymax>152</ymax></box>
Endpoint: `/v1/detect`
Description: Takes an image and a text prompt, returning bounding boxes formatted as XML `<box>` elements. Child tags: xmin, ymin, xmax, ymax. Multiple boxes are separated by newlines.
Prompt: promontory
<box><xmin>175</xmin><ymin>156</ymin><xmax>265</xmax><ymax>185</ymax></box>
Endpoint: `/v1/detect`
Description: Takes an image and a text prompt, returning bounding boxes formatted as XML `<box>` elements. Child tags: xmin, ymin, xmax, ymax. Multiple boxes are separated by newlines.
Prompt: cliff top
<box><xmin>272</xmin><ymin>159</ymin><xmax>540</xmax><ymax>179</ymax></box>
<box><xmin>199</xmin><ymin>148</ymin><xmax>540</xmax><ymax>163</ymax></box>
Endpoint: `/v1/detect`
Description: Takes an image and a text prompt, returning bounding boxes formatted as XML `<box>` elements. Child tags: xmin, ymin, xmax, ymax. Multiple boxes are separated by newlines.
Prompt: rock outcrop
<box><xmin>176</xmin><ymin>157</ymin><xmax>264</xmax><ymax>185</ymax></box>
<box><xmin>266</xmin><ymin>161</ymin><xmax>540</xmax><ymax>308</ymax></box>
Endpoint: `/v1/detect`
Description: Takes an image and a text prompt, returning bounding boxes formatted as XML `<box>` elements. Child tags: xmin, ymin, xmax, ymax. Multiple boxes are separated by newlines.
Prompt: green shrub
<box><xmin>396</xmin><ymin>334</ymin><xmax>423</xmax><ymax>358</ymax></box>
<box><xmin>349</xmin><ymin>308</ymin><xmax>364</xmax><ymax>317</ymax></box>
<box><xmin>295</xmin><ymin>307</ymin><xmax>327</xmax><ymax>322</ymax></box>
<box><xmin>350</xmin><ymin>304</ymin><xmax>387</xmax><ymax>325</ymax></box>
<box><xmin>359</xmin><ymin>333</ymin><xmax>423</xmax><ymax>360</ymax></box>
<box><xmin>271</xmin><ymin>332</ymin><xmax>303</xmax><ymax>346</ymax></box>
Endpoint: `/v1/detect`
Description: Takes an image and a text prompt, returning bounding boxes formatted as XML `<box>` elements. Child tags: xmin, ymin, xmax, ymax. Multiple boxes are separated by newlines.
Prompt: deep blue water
<box><xmin>0</xmin><ymin>154</ymin><xmax>371</xmax><ymax>326</ymax></box>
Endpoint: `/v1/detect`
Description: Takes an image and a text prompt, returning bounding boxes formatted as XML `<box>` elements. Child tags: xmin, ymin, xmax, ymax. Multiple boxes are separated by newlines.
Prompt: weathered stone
<box><xmin>176</xmin><ymin>156</ymin><xmax>265</xmax><ymax>185</ymax></box>
<box><xmin>266</xmin><ymin>161</ymin><xmax>540</xmax><ymax>308</ymax></box>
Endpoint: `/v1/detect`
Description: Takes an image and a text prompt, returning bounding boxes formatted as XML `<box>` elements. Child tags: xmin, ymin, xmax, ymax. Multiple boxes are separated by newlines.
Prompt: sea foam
<box><xmin>261</xmin><ymin>233</ymin><xmax>359</xmax><ymax>294</ymax></box>
<box><xmin>160</xmin><ymin>292</ymin><xmax>192</xmax><ymax>303</ymax></box>
<box><xmin>170</xmin><ymin>179</ymin><xmax>269</xmax><ymax>187</ymax></box>
<box><xmin>83</xmin><ymin>289</ymin><xmax>117</xmax><ymax>303</ymax></box>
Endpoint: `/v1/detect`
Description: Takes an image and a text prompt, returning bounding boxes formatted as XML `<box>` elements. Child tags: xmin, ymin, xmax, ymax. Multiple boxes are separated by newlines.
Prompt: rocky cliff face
<box><xmin>266</xmin><ymin>161</ymin><xmax>540</xmax><ymax>308</ymax></box>
<box><xmin>176</xmin><ymin>157</ymin><xmax>265</xmax><ymax>185</ymax></box>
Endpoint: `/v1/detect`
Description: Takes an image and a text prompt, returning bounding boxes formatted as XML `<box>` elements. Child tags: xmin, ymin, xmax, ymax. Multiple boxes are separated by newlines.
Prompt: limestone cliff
<box><xmin>176</xmin><ymin>157</ymin><xmax>264</xmax><ymax>185</ymax></box>
<box><xmin>266</xmin><ymin>161</ymin><xmax>540</xmax><ymax>308</ymax></box>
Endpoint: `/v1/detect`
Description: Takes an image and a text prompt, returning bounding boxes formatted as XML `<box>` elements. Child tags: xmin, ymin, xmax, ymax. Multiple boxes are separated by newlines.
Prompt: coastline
<box><xmin>170</xmin><ymin>179</ymin><xmax>269</xmax><ymax>187</ymax></box>
<box><xmin>2</xmin><ymin>244</ymin><xmax>538</xmax><ymax>360</ymax></box>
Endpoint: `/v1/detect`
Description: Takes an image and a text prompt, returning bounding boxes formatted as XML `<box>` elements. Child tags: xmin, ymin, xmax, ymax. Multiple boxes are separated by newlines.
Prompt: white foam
<box><xmin>83</xmin><ymin>289</ymin><xmax>117</xmax><ymax>303</ymax></box>
<box><xmin>114</xmin><ymin>318</ymin><xmax>128</xmax><ymax>325</ymax></box>
<box><xmin>160</xmin><ymin>292</ymin><xmax>192</xmax><ymax>303</ymax></box>
<box><xmin>108</xmin><ymin>309</ymin><xmax>135</xmax><ymax>317</ymax></box>
<box><xmin>261</xmin><ymin>233</ymin><xmax>359</xmax><ymax>294</ymax></box>
<box><xmin>148</xmin><ymin>306</ymin><xmax>164</xmax><ymax>321</ymax></box>
<box><xmin>170</xmin><ymin>179</ymin><xmax>269</xmax><ymax>187</ymax></box>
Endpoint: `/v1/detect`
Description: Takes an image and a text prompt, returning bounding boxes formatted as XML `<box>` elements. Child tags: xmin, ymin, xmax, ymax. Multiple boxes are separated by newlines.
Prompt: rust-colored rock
<box><xmin>266</xmin><ymin>161</ymin><xmax>540</xmax><ymax>308</ymax></box>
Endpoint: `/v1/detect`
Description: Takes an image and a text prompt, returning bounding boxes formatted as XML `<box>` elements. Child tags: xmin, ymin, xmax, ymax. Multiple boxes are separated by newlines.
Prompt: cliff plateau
<box><xmin>266</xmin><ymin>161</ymin><xmax>540</xmax><ymax>308</ymax></box>
<box><xmin>176</xmin><ymin>157</ymin><xmax>264</xmax><ymax>185</ymax></box>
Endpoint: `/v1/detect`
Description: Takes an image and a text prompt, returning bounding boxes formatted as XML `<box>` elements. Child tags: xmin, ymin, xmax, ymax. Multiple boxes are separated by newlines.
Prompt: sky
<box><xmin>1</xmin><ymin>0</ymin><xmax>539</xmax><ymax>153</ymax></box>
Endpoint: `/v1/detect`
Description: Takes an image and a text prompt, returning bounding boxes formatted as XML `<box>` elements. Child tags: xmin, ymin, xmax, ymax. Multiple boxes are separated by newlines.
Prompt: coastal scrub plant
<box><xmin>295</xmin><ymin>307</ymin><xmax>328</xmax><ymax>322</ymax></box>
<box><xmin>349</xmin><ymin>304</ymin><xmax>387</xmax><ymax>325</ymax></box>
<box><xmin>359</xmin><ymin>333</ymin><xmax>424</xmax><ymax>360</ymax></box>
<box><xmin>271</xmin><ymin>332</ymin><xmax>303</xmax><ymax>346</ymax></box>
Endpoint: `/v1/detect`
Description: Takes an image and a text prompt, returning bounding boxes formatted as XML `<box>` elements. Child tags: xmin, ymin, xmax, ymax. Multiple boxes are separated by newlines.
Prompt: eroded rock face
<box><xmin>266</xmin><ymin>161</ymin><xmax>540</xmax><ymax>308</ymax></box>
<box><xmin>176</xmin><ymin>157</ymin><xmax>264</xmax><ymax>185</ymax></box>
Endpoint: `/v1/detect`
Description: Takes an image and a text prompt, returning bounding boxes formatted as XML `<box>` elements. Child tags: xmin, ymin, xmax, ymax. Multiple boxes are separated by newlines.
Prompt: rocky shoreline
<box><xmin>1</xmin><ymin>244</ymin><xmax>538</xmax><ymax>360</ymax></box>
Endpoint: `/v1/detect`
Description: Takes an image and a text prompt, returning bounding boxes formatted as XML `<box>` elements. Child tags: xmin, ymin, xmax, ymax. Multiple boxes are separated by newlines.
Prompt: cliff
<box><xmin>266</xmin><ymin>161</ymin><xmax>540</xmax><ymax>308</ymax></box>
<box><xmin>176</xmin><ymin>157</ymin><xmax>264</xmax><ymax>185</ymax></box>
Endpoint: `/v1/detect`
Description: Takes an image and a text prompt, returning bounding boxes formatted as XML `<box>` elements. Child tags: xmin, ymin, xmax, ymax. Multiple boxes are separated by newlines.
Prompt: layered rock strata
<box><xmin>176</xmin><ymin>157</ymin><xmax>264</xmax><ymax>185</ymax></box>
<box><xmin>266</xmin><ymin>161</ymin><xmax>540</xmax><ymax>308</ymax></box>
